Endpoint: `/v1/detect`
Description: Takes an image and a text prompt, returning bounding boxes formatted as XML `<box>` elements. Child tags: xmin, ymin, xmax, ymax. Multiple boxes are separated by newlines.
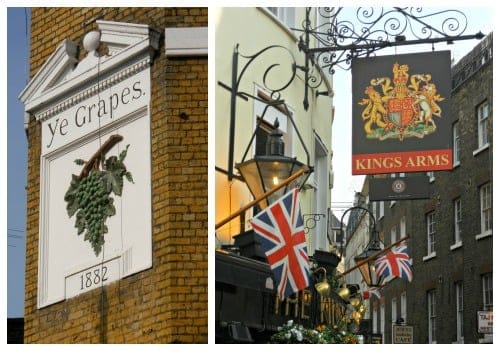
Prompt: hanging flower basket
<box><xmin>64</xmin><ymin>134</ymin><xmax>134</xmax><ymax>256</ymax></box>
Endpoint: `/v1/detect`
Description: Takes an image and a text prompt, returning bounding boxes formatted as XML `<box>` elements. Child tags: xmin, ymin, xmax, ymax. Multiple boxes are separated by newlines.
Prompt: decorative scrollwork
<box><xmin>296</xmin><ymin>7</ymin><xmax>471</xmax><ymax>73</ymax></box>
<box><xmin>302</xmin><ymin>213</ymin><xmax>326</xmax><ymax>234</ymax></box>
<box><xmin>236</xmin><ymin>44</ymin><xmax>298</xmax><ymax>103</ymax></box>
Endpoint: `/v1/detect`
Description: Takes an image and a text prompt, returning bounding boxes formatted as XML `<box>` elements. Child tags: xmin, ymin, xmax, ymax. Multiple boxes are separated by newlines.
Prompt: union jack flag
<box><xmin>374</xmin><ymin>242</ymin><xmax>413</xmax><ymax>282</ymax></box>
<box><xmin>250</xmin><ymin>188</ymin><xmax>311</xmax><ymax>300</ymax></box>
<box><xmin>361</xmin><ymin>287</ymin><xmax>382</xmax><ymax>300</ymax></box>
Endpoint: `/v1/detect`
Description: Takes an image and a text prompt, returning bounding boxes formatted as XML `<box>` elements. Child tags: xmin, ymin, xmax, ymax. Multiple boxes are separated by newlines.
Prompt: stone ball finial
<box><xmin>83</xmin><ymin>30</ymin><xmax>101</xmax><ymax>53</ymax></box>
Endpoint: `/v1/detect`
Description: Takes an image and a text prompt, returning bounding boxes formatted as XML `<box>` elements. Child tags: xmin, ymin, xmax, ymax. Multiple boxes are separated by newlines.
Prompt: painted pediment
<box><xmin>19</xmin><ymin>20</ymin><xmax>160</xmax><ymax>128</ymax></box>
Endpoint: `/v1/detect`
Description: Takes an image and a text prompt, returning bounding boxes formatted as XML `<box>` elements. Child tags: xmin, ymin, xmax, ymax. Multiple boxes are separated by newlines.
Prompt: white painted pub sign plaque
<box><xmin>20</xmin><ymin>21</ymin><xmax>160</xmax><ymax>308</ymax></box>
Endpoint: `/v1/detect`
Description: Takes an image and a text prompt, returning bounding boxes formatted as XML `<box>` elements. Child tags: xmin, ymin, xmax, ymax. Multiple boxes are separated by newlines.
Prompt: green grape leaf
<box><xmin>75</xmin><ymin>211</ymin><xmax>86</xmax><ymax>235</ymax></box>
<box><xmin>64</xmin><ymin>174</ymin><xmax>80</xmax><ymax>201</ymax></box>
<box><xmin>105</xmin><ymin>203</ymin><xmax>116</xmax><ymax>217</ymax></box>
<box><xmin>70</xmin><ymin>174</ymin><xmax>81</xmax><ymax>187</ymax></box>
<box><xmin>119</xmin><ymin>144</ymin><xmax>130</xmax><ymax>162</ymax></box>
<box><xmin>102</xmin><ymin>167</ymin><xmax>124</xmax><ymax>196</ymax></box>
<box><xmin>125</xmin><ymin>171</ymin><xmax>134</xmax><ymax>184</ymax></box>
<box><xmin>66</xmin><ymin>198</ymin><xmax>80</xmax><ymax>218</ymax></box>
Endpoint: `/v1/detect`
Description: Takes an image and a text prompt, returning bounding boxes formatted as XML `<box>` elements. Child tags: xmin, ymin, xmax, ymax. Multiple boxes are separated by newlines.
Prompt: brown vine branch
<box><xmin>79</xmin><ymin>134</ymin><xmax>123</xmax><ymax>178</ymax></box>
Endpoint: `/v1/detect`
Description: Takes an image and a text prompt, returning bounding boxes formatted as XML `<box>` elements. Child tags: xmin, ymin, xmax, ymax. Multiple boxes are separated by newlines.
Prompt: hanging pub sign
<box><xmin>351</xmin><ymin>51</ymin><xmax>452</xmax><ymax>175</ymax></box>
<box><xmin>19</xmin><ymin>21</ymin><xmax>160</xmax><ymax>308</ymax></box>
<box><xmin>369</xmin><ymin>176</ymin><xmax>430</xmax><ymax>201</ymax></box>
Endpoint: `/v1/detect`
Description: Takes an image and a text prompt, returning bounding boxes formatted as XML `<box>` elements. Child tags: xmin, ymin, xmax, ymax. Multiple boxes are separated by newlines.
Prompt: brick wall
<box><xmin>374</xmin><ymin>36</ymin><xmax>492</xmax><ymax>343</ymax></box>
<box><xmin>24</xmin><ymin>7</ymin><xmax>207</xmax><ymax>343</ymax></box>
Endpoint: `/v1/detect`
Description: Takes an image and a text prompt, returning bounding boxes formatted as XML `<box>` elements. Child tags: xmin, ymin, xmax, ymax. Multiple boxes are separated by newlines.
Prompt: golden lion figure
<box><xmin>359</xmin><ymin>85</ymin><xmax>389</xmax><ymax>135</ymax></box>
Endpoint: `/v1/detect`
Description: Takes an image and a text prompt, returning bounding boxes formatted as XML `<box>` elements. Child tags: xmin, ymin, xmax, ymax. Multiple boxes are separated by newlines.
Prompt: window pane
<box><xmin>456</xmin><ymin>282</ymin><xmax>463</xmax><ymax>340</ymax></box>
<box><xmin>453</xmin><ymin>123</ymin><xmax>460</xmax><ymax>163</ymax></box>
<box><xmin>480</xmin><ymin>183</ymin><xmax>492</xmax><ymax>233</ymax></box>
<box><xmin>391</xmin><ymin>226</ymin><xmax>397</xmax><ymax>244</ymax></box>
<box><xmin>427</xmin><ymin>212</ymin><xmax>436</xmax><ymax>254</ymax></box>
<box><xmin>380</xmin><ymin>304</ymin><xmax>385</xmax><ymax>343</ymax></box>
<box><xmin>428</xmin><ymin>290</ymin><xmax>437</xmax><ymax>343</ymax></box>
<box><xmin>482</xmin><ymin>273</ymin><xmax>493</xmax><ymax>310</ymax></box>
<box><xmin>477</xmin><ymin>102</ymin><xmax>489</xmax><ymax>147</ymax></box>
<box><xmin>401</xmin><ymin>292</ymin><xmax>407</xmax><ymax>323</ymax></box>
<box><xmin>400</xmin><ymin>216</ymin><xmax>406</xmax><ymax>239</ymax></box>
<box><xmin>392</xmin><ymin>298</ymin><xmax>397</xmax><ymax>323</ymax></box>
<box><xmin>454</xmin><ymin>198</ymin><xmax>462</xmax><ymax>243</ymax></box>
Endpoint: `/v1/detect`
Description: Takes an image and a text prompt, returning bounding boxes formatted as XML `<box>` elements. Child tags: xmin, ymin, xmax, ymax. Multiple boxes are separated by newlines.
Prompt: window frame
<box><xmin>453</xmin><ymin>122</ymin><xmax>460</xmax><ymax>167</ymax></box>
<box><xmin>253</xmin><ymin>89</ymin><xmax>295</xmax><ymax>158</ymax></box>
<box><xmin>482</xmin><ymin>273</ymin><xmax>493</xmax><ymax>311</ymax></box>
<box><xmin>392</xmin><ymin>297</ymin><xmax>398</xmax><ymax>324</ymax></box>
<box><xmin>400</xmin><ymin>216</ymin><xmax>406</xmax><ymax>239</ymax></box>
<box><xmin>477</xmin><ymin>182</ymin><xmax>492</xmax><ymax>239</ymax></box>
<box><xmin>380</xmin><ymin>304</ymin><xmax>385</xmax><ymax>344</ymax></box>
<box><xmin>424</xmin><ymin>211</ymin><xmax>436</xmax><ymax>259</ymax></box>
<box><xmin>400</xmin><ymin>292</ymin><xmax>407</xmax><ymax>324</ymax></box>
<box><xmin>476</xmin><ymin>100</ymin><xmax>489</xmax><ymax>150</ymax></box>
<box><xmin>455</xmin><ymin>281</ymin><xmax>464</xmax><ymax>343</ymax></box>
<box><xmin>428</xmin><ymin>289</ymin><xmax>437</xmax><ymax>343</ymax></box>
<box><xmin>266</xmin><ymin>7</ymin><xmax>295</xmax><ymax>29</ymax></box>
<box><xmin>391</xmin><ymin>225</ymin><xmax>397</xmax><ymax>244</ymax></box>
<box><xmin>452</xmin><ymin>198</ymin><xmax>462</xmax><ymax>247</ymax></box>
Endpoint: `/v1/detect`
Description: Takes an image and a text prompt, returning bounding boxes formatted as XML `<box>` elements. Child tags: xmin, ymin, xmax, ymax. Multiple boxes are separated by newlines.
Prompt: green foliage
<box><xmin>270</xmin><ymin>320</ymin><xmax>359</xmax><ymax>344</ymax></box>
<box><xmin>64</xmin><ymin>145</ymin><xmax>133</xmax><ymax>256</ymax></box>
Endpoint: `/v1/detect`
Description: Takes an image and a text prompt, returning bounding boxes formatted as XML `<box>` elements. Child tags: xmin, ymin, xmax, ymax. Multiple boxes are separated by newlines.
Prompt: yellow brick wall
<box><xmin>24</xmin><ymin>7</ymin><xmax>208</xmax><ymax>343</ymax></box>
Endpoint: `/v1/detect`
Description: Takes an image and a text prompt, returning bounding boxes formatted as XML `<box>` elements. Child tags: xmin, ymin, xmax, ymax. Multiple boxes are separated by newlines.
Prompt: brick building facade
<box><xmin>369</xmin><ymin>34</ymin><xmax>493</xmax><ymax>343</ymax></box>
<box><xmin>21</xmin><ymin>8</ymin><xmax>207</xmax><ymax>343</ymax></box>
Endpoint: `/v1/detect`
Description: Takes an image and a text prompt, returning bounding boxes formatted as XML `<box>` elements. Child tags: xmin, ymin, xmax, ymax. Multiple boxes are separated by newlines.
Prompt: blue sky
<box><xmin>6</xmin><ymin>7</ymin><xmax>29</xmax><ymax>318</ymax></box>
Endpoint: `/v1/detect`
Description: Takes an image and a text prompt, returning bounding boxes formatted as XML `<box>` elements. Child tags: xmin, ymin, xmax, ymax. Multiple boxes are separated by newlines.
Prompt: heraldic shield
<box><xmin>388</xmin><ymin>97</ymin><xmax>414</xmax><ymax>129</ymax></box>
<box><xmin>359</xmin><ymin>62</ymin><xmax>445</xmax><ymax>141</ymax></box>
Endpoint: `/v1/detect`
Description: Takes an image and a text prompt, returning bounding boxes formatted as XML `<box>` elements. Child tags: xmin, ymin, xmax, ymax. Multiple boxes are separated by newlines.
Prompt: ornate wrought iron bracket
<box><xmin>302</xmin><ymin>214</ymin><xmax>326</xmax><ymax>234</ymax></box>
<box><xmin>340</xmin><ymin>205</ymin><xmax>378</xmax><ymax>257</ymax></box>
<box><xmin>295</xmin><ymin>7</ymin><xmax>484</xmax><ymax>74</ymax></box>
<box><xmin>223</xmin><ymin>44</ymin><xmax>317</xmax><ymax>181</ymax></box>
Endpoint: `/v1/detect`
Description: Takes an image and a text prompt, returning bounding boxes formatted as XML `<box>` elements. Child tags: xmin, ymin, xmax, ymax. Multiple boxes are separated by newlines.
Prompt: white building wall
<box><xmin>215</xmin><ymin>8</ymin><xmax>334</xmax><ymax>250</ymax></box>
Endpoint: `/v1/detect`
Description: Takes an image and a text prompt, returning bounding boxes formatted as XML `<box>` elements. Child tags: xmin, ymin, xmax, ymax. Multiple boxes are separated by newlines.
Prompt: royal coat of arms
<box><xmin>359</xmin><ymin>62</ymin><xmax>445</xmax><ymax>141</ymax></box>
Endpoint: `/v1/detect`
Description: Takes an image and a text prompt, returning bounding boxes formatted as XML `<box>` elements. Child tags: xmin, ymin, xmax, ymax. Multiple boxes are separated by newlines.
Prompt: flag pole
<box><xmin>215</xmin><ymin>167</ymin><xmax>309</xmax><ymax>230</ymax></box>
<box><xmin>339</xmin><ymin>236</ymin><xmax>410</xmax><ymax>277</ymax></box>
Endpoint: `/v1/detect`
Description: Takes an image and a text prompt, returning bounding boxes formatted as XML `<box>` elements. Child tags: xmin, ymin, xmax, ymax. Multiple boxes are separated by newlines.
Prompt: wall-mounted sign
<box><xmin>351</xmin><ymin>51</ymin><xmax>452</xmax><ymax>175</ymax></box>
<box><xmin>369</xmin><ymin>176</ymin><xmax>430</xmax><ymax>201</ymax></box>
<box><xmin>477</xmin><ymin>311</ymin><xmax>493</xmax><ymax>334</ymax></box>
<box><xmin>392</xmin><ymin>324</ymin><xmax>413</xmax><ymax>344</ymax></box>
<box><xmin>19</xmin><ymin>21</ymin><xmax>160</xmax><ymax>308</ymax></box>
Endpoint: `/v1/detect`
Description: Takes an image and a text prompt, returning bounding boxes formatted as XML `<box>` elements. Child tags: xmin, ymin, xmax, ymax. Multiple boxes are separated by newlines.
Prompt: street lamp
<box><xmin>353</xmin><ymin>232</ymin><xmax>384</xmax><ymax>288</ymax></box>
<box><xmin>236</xmin><ymin>118</ymin><xmax>310</xmax><ymax>209</ymax></box>
<box><xmin>340</xmin><ymin>206</ymin><xmax>385</xmax><ymax>288</ymax></box>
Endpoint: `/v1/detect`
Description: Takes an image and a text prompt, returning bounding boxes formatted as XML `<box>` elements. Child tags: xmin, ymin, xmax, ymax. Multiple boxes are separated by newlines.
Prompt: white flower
<box><xmin>287</xmin><ymin>320</ymin><xmax>294</xmax><ymax>327</ymax></box>
<box><xmin>277</xmin><ymin>326</ymin><xmax>282</xmax><ymax>331</ymax></box>
<box><xmin>296</xmin><ymin>331</ymin><xmax>303</xmax><ymax>342</ymax></box>
<box><xmin>285</xmin><ymin>332</ymin><xmax>291</xmax><ymax>339</ymax></box>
